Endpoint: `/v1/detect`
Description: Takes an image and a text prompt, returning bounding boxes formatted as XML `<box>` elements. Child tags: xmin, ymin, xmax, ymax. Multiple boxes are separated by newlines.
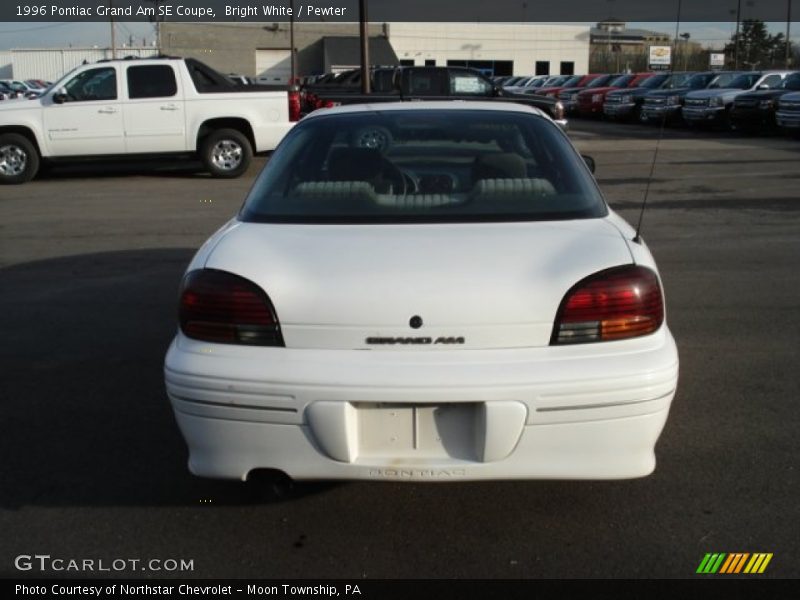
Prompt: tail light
<box><xmin>179</xmin><ymin>270</ymin><xmax>284</xmax><ymax>346</ymax></box>
<box><xmin>288</xmin><ymin>85</ymin><xmax>301</xmax><ymax>122</ymax></box>
<box><xmin>551</xmin><ymin>265</ymin><xmax>664</xmax><ymax>345</ymax></box>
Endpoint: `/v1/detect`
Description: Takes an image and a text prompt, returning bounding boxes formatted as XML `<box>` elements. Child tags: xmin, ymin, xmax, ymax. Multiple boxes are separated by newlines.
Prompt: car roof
<box><xmin>304</xmin><ymin>101</ymin><xmax>549</xmax><ymax>119</ymax></box>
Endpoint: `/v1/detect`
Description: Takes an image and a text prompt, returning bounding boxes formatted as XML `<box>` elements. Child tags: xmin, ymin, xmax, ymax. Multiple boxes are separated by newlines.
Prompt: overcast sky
<box><xmin>0</xmin><ymin>21</ymin><xmax>796</xmax><ymax>51</ymax></box>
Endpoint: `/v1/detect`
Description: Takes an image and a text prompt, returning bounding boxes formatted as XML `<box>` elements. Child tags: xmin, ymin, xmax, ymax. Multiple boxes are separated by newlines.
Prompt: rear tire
<box><xmin>0</xmin><ymin>133</ymin><xmax>40</xmax><ymax>184</ymax></box>
<box><xmin>200</xmin><ymin>128</ymin><xmax>252</xmax><ymax>178</ymax></box>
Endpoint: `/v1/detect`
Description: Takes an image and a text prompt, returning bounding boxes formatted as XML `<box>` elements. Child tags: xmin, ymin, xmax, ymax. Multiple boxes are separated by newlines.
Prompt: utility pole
<box><xmin>734</xmin><ymin>0</ymin><xmax>742</xmax><ymax>69</ymax></box>
<box><xmin>109</xmin><ymin>0</ymin><xmax>117</xmax><ymax>59</ymax></box>
<box><xmin>680</xmin><ymin>32</ymin><xmax>691</xmax><ymax>71</ymax></box>
<box><xmin>147</xmin><ymin>1</ymin><xmax>165</xmax><ymax>54</ymax></box>
<box><xmin>787</xmin><ymin>0</ymin><xmax>793</xmax><ymax>68</ymax></box>
<box><xmin>359</xmin><ymin>0</ymin><xmax>370</xmax><ymax>93</ymax></box>
<box><xmin>290</xmin><ymin>0</ymin><xmax>296</xmax><ymax>84</ymax></box>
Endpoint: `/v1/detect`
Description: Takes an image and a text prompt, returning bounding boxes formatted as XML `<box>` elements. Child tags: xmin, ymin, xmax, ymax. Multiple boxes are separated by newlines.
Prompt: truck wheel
<box><xmin>201</xmin><ymin>129</ymin><xmax>252</xmax><ymax>178</ymax></box>
<box><xmin>0</xmin><ymin>133</ymin><xmax>40</xmax><ymax>184</ymax></box>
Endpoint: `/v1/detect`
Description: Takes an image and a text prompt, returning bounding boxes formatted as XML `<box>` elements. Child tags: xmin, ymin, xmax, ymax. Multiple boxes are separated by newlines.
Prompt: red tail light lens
<box><xmin>551</xmin><ymin>265</ymin><xmax>664</xmax><ymax>345</ymax></box>
<box><xmin>179</xmin><ymin>270</ymin><xmax>283</xmax><ymax>346</ymax></box>
<box><xmin>288</xmin><ymin>87</ymin><xmax>301</xmax><ymax>122</ymax></box>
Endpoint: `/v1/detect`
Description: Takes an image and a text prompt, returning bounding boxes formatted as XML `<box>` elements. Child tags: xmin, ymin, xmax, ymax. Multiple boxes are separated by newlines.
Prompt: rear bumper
<box><xmin>165</xmin><ymin>329</ymin><xmax>679</xmax><ymax>481</ymax></box>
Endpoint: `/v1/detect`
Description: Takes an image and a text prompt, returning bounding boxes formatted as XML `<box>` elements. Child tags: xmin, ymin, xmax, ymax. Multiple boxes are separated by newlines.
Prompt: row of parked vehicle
<box><xmin>495</xmin><ymin>70</ymin><xmax>800</xmax><ymax>134</ymax></box>
<box><xmin>0</xmin><ymin>79</ymin><xmax>52</xmax><ymax>100</ymax></box>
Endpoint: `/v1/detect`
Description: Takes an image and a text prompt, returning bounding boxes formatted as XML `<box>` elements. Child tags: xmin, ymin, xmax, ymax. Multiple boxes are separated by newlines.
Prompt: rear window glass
<box><xmin>240</xmin><ymin>110</ymin><xmax>607</xmax><ymax>224</ymax></box>
<box><xmin>127</xmin><ymin>65</ymin><xmax>177</xmax><ymax>99</ymax></box>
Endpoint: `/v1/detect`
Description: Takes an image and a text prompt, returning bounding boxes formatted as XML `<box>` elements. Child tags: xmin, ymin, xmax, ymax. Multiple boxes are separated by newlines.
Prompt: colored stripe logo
<box><xmin>696</xmin><ymin>553</ymin><xmax>773</xmax><ymax>574</ymax></box>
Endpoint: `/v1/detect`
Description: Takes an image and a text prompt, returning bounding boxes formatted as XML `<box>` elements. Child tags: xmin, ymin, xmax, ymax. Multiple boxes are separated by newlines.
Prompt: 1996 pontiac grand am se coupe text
<box><xmin>164</xmin><ymin>102</ymin><xmax>679</xmax><ymax>482</ymax></box>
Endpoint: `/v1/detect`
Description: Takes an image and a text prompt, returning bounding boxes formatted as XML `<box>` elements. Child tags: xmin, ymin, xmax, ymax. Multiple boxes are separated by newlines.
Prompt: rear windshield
<box><xmin>240</xmin><ymin>110</ymin><xmax>607</xmax><ymax>224</ymax></box>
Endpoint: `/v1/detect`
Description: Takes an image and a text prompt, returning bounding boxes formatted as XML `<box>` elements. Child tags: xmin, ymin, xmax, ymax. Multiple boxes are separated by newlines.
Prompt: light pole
<box><xmin>147</xmin><ymin>1</ymin><xmax>166</xmax><ymax>53</ymax></box>
<box><xmin>359</xmin><ymin>0</ymin><xmax>370</xmax><ymax>93</ymax></box>
<box><xmin>734</xmin><ymin>0</ymin><xmax>742</xmax><ymax>69</ymax></box>
<box><xmin>680</xmin><ymin>32</ymin><xmax>691</xmax><ymax>70</ymax></box>
<box><xmin>787</xmin><ymin>0</ymin><xmax>793</xmax><ymax>68</ymax></box>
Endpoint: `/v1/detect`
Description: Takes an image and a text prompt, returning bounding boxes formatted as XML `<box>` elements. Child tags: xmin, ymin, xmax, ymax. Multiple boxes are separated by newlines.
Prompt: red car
<box><xmin>536</xmin><ymin>74</ymin><xmax>604</xmax><ymax>98</ymax></box>
<box><xmin>577</xmin><ymin>73</ymin><xmax>654</xmax><ymax>117</ymax></box>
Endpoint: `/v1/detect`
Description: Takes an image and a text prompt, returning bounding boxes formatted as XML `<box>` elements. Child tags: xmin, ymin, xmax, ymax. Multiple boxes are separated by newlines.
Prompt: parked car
<box><xmin>775</xmin><ymin>91</ymin><xmax>800</xmax><ymax>133</ymax></box>
<box><xmin>503</xmin><ymin>75</ymin><xmax>551</xmax><ymax>93</ymax></box>
<box><xmin>730</xmin><ymin>71</ymin><xmax>800</xmax><ymax>132</ymax></box>
<box><xmin>558</xmin><ymin>74</ymin><xmax>616</xmax><ymax>114</ymax></box>
<box><xmin>0</xmin><ymin>79</ymin><xmax>39</xmax><ymax>99</ymax></box>
<box><xmin>683</xmin><ymin>71</ymin><xmax>793</xmax><ymax>128</ymax></box>
<box><xmin>500</xmin><ymin>76</ymin><xmax>530</xmax><ymax>88</ymax></box>
<box><xmin>0</xmin><ymin>82</ymin><xmax>13</xmax><ymax>100</ymax></box>
<box><xmin>536</xmin><ymin>74</ymin><xmax>602</xmax><ymax>98</ymax></box>
<box><xmin>0</xmin><ymin>80</ymin><xmax>24</xmax><ymax>100</ymax></box>
<box><xmin>164</xmin><ymin>101</ymin><xmax>678</xmax><ymax>483</ymax></box>
<box><xmin>25</xmin><ymin>79</ymin><xmax>51</xmax><ymax>91</ymax></box>
<box><xmin>0</xmin><ymin>57</ymin><xmax>297</xmax><ymax>184</ymax></box>
<box><xmin>577</xmin><ymin>73</ymin><xmax>654</xmax><ymax>117</ymax></box>
<box><xmin>603</xmin><ymin>72</ymin><xmax>691</xmax><ymax>122</ymax></box>
<box><xmin>640</xmin><ymin>71</ymin><xmax>739</xmax><ymax>124</ymax></box>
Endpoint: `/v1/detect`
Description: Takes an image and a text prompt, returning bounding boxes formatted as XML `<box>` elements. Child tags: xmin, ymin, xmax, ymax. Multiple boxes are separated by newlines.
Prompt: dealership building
<box><xmin>2</xmin><ymin>22</ymin><xmax>590</xmax><ymax>83</ymax></box>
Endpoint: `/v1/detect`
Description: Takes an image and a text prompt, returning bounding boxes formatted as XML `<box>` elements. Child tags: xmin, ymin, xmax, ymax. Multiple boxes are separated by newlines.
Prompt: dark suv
<box><xmin>604</xmin><ymin>72</ymin><xmax>690</xmax><ymax>121</ymax></box>
<box><xmin>730</xmin><ymin>72</ymin><xmax>800</xmax><ymax>131</ymax></box>
<box><xmin>640</xmin><ymin>71</ymin><xmax>739</xmax><ymax>124</ymax></box>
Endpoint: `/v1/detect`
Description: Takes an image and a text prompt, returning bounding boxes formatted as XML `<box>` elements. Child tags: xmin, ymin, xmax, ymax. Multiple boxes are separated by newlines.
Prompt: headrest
<box><xmin>473</xmin><ymin>178</ymin><xmax>556</xmax><ymax>197</ymax></box>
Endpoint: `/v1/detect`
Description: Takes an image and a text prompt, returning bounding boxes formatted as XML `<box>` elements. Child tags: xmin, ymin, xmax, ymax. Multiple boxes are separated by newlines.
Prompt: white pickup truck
<box><xmin>0</xmin><ymin>57</ymin><xmax>297</xmax><ymax>184</ymax></box>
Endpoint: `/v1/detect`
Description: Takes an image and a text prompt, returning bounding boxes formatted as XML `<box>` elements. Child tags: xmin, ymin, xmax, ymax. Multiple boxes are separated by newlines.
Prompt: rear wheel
<box><xmin>0</xmin><ymin>133</ymin><xmax>39</xmax><ymax>184</ymax></box>
<box><xmin>201</xmin><ymin>128</ymin><xmax>252</xmax><ymax>178</ymax></box>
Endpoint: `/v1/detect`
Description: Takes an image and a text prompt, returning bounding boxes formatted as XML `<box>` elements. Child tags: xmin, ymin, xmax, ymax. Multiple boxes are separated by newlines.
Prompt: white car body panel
<box><xmin>203</xmin><ymin>220</ymin><xmax>633</xmax><ymax>350</ymax></box>
<box><xmin>164</xmin><ymin>102</ymin><xmax>679</xmax><ymax>481</ymax></box>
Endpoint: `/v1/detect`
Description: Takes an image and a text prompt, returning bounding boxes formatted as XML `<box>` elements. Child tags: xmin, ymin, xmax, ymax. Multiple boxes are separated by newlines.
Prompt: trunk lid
<box><xmin>204</xmin><ymin>219</ymin><xmax>633</xmax><ymax>350</ymax></box>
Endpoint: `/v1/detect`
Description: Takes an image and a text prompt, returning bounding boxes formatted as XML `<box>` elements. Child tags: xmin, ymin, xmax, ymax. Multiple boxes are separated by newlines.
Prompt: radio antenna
<box><xmin>634</xmin><ymin>0</ymin><xmax>682</xmax><ymax>244</ymax></box>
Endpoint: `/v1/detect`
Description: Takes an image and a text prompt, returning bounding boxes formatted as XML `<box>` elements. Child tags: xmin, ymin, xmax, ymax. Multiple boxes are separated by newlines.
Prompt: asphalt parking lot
<box><xmin>1</xmin><ymin>120</ymin><xmax>798</xmax><ymax>579</ymax></box>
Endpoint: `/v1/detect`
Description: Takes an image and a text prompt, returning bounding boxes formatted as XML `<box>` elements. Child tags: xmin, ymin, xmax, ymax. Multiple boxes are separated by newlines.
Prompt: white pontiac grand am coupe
<box><xmin>164</xmin><ymin>101</ymin><xmax>679</xmax><ymax>482</ymax></box>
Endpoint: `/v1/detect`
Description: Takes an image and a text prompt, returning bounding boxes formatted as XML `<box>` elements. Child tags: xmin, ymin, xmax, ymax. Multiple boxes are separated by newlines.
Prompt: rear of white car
<box><xmin>164</xmin><ymin>102</ymin><xmax>678</xmax><ymax>481</ymax></box>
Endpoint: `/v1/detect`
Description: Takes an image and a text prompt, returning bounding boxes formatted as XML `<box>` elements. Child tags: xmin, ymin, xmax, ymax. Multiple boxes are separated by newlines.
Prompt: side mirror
<box><xmin>493</xmin><ymin>85</ymin><xmax>503</xmax><ymax>97</ymax></box>
<box><xmin>582</xmin><ymin>155</ymin><xmax>596</xmax><ymax>173</ymax></box>
<box><xmin>757</xmin><ymin>84</ymin><xmax>770</xmax><ymax>90</ymax></box>
<box><xmin>53</xmin><ymin>87</ymin><xmax>68</xmax><ymax>104</ymax></box>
